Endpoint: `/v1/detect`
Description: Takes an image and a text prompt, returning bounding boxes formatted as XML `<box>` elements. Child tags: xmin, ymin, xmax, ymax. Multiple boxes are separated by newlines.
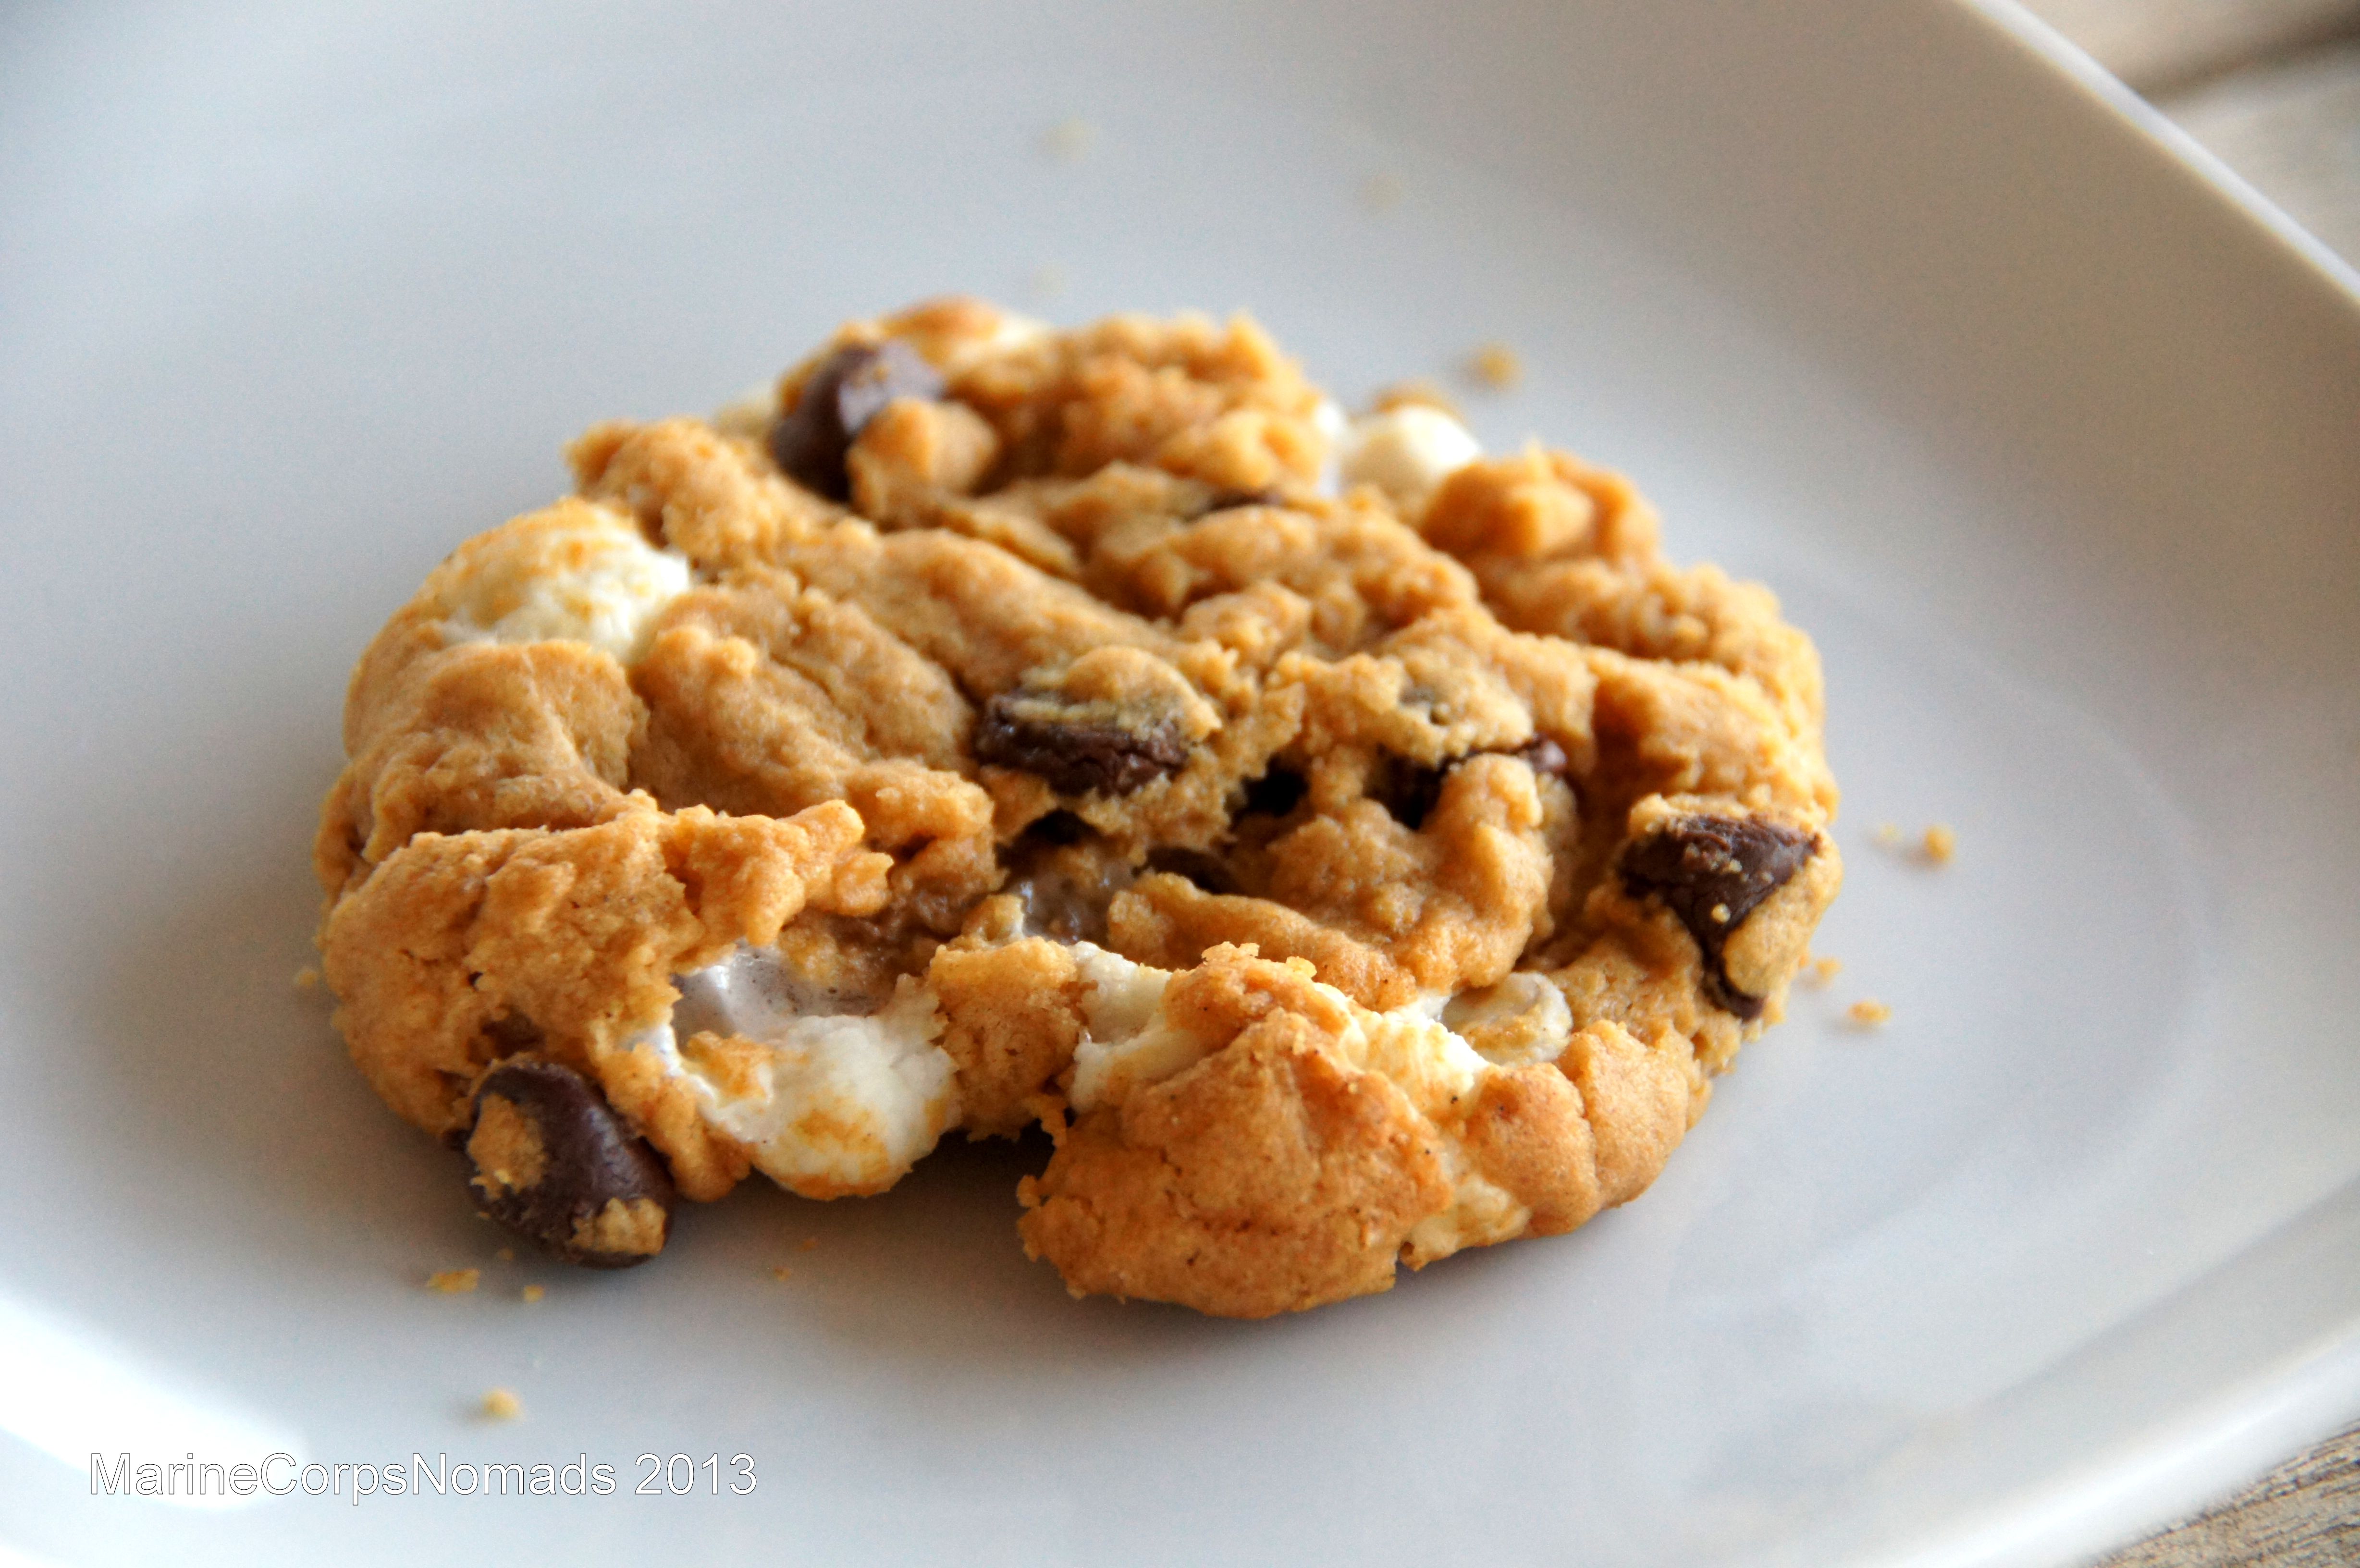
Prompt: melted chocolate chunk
<box><xmin>1619</xmin><ymin>815</ymin><xmax>1814</xmax><ymax>1019</ymax></box>
<box><xmin>465</xmin><ymin>1060</ymin><xmax>676</xmax><ymax>1269</ymax></box>
<box><xmin>1144</xmin><ymin>846</ymin><xmax>1241</xmax><ymax>896</ymax></box>
<box><xmin>768</xmin><ymin>340</ymin><xmax>946</xmax><ymax>500</ymax></box>
<box><xmin>974</xmin><ymin>697</ymin><xmax>1190</xmax><ymax>797</ymax></box>
<box><xmin>1241</xmin><ymin>766</ymin><xmax>1307</xmax><ymax>819</ymax></box>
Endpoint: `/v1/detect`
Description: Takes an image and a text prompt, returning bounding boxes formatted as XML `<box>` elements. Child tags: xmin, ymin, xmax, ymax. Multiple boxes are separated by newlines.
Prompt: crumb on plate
<box><xmin>1922</xmin><ymin>823</ymin><xmax>1956</xmax><ymax>864</ymax></box>
<box><xmin>1847</xmin><ymin>999</ymin><xmax>1893</xmax><ymax>1027</ymax></box>
<box><xmin>291</xmin><ymin>966</ymin><xmax>320</xmax><ymax>991</ymax></box>
<box><xmin>427</xmin><ymin>1268</ymin><xmax>480</xmax><ymax>1294</ymax></box>
<box><xmin>1466</xmin><ymin>342</ymin><xmax>1522</xmax><ymax>390</ymax></box>
<box><xmin>772</xmin><ymin>1265</ymin><xmax>793</xmax><ymax>1282</ymax></box>
<box><xmin>1805</xmin><ymin>955</ymin><xmax>1843</xmax><ymax>986</ymax></box>
<box><xmin>521</xmin><ymin>1284</ymin><xmax>545</xmax><ymax>1304</ymax></box>
<box><xmin>480</xmin><ymin>1387</ymin><xmax>521</xmax><ymax>1421</ymax></box>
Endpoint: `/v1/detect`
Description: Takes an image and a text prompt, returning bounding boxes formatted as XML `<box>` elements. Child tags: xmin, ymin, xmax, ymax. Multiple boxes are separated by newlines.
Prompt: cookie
<box><xmin>315</xmin><ymin>297</ymin><xmax>1839</xmax><ymax>1312</ymax></box>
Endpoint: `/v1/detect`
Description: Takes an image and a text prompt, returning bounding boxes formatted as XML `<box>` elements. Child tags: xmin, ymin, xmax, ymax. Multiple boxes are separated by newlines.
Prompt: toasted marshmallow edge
<box><xmin>1336</xmin><ymin>405</ymin><xmax>1483</xmax><ymax>510</ymax></box>
<box><xmin>436</xmin><ymin>505</ymin><xmax>691</xmax><ymax>667</ymax></box>
<box><xmin>1060</xmin><ymin>945</ymin><xmax>1575</xmax><ymax>1267</ymax></box>
<box><xmin>627</xmin><ymin>943</ymin><xmax>956</xmax><ymax>1197</ymax></box>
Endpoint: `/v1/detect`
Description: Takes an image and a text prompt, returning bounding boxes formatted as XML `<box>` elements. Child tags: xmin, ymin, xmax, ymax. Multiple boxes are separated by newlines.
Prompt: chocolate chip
<box><xmin>465</xmin><ymin>1060</ymin><xmax>676</xmax><ymax>1269</ymax></box>
<box><xmin>1619</xmin><ymin>815</ymin><xmax>1814</xmax><ymax>1019</ymax></box>
<box><xmin>1144</xmin><ymin>846</ymin><xmax>1241</xmax><ymax>896</ymax></box>
<box><xmin>1241</xmin><ymin>766</ymin><xmax>1307</xmax><ymax>819</ymax></box>
<box><xmin>1374</xmin><ymin>756</ymin><xmax>1447</xmax><ymax>830</ymax></box>
<box><xmin>769</xmin><ymin>340</ymin><xmax>946</xmax><ymax>500</ymax></box>
<box><xmin>1375</xmin><ymin>739</ymin><xmax>1568</xmax><ymax>831</ymax></box>
<box><xmin>974</xmin><ymin>696</ymin><xmax>1189</xmax><ymax>796</ymax></box>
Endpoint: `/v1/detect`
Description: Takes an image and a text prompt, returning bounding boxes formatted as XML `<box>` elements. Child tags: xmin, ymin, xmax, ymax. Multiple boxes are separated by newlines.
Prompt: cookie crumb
<box><xmin>799</xmin><ymin>1237</ymin><xmax>819</xmax><ymax>1252</ymax></box>
<box><xmin>1359</xmin><ymin>172</ymin><xmax>1403</xmax><ymax>212</ymax></box>
<box><xmin>1041</xmin><ymin>118</ymin><xmax>1095</xmax><ymax>162</ymax></box>
<box><xmin>291</xmin><ymin>966</ymin><xmax>320</xmax><ymax>991</ymax></box>
<box><xmin>1805</xmin><ymin>955</ymin><xmax>1843</xmax><ymax>987</ymax></box>
<box><xmin>520</xmin><ymin>1284</ymin><xmax>545</xmax><ymax>1304</ymax></box>
<box><xmin>1871</xmin><ymin>822</ymin><xmax>1904</xmax><ymax>849</ymax></box>
<box><xmin>480</xmin><ymin>1387</ymin><xmax>521</xmax><ymax>1421</ymax></box>
<box><xmin>1922</xmin><ymin>824</ymin><xmax>1957</xmax><ymax>864</ymax></box>
<box><xmin>1026</xmin><ymin>263</ymin><xmax>1067</xmax><ymax>302</ymax></box>
<box><xmin>495</xmin><ymin>1247</ymin><xmax>515</xmax><ymax>1263</ymax></box>
<box><xmin>1466</xmin><ymin>342</ymin><xmax>1522</xmax><ymax>391</ymax></box>
<box><xmin>426</xmin><ymin>1268</ymin><xmax>480</xmax><ymax>1294</ymax></box>
<box><xmin>772</xmin><ymin>1265</ymin><xmax>793</xmax><ymax>1282</ymax></box>
<box><xmin>1847</xmin><ymin>999</ymin><xmax>1893</xmax><ymax>1027</ymax></box>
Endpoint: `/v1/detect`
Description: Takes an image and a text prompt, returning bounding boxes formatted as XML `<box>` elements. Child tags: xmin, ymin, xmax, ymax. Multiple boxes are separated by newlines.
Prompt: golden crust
<box><xmin>1020</xmin><ymin>1010</ymin><xmax>1454</xmax><ymax>1319</ymax></box>
<box><xmin>1016</xmin><ymin>946</ymin><xmax>1712</xmax><ymax>1317</ymax></box>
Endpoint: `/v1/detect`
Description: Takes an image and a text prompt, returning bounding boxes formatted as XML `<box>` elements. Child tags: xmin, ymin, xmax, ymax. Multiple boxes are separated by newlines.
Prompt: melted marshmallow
<box><xmin>438</xmin><ymin>506</ymin><xmax>690</xmax><ymax>665</ymax></box>
<box><xmin>1443</xmin><ymin>972</ymin><xmax>1575</xmax><ymax>1067</ymax></box>
<box><xmin>633</xmin><ymin>943</ymin><xmax>956</xmax><ymax>1196</ymax></box>
<box><xmin>1336</xmin><ymin>405</ymin><xmax>1483</xmax><ymax>510</ymax></box>
<box><xmin>1065</xmin><ymin>945</ymin><xmax>1195</xmax><ymax>1111</ymax></box>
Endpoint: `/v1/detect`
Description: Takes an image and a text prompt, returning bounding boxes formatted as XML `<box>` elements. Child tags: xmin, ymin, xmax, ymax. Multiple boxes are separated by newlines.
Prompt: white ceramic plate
<box><xmin>4</xmin><ymin>3</ymin><xmax>2357</xmax><ymax>1563</ymax></box>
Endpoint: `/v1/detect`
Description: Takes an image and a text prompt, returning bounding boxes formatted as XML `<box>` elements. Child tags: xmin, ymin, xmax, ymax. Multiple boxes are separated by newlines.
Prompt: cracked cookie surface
<box><xmin>317</xmin><ymin>296</ymin><xmax>1839</xmax><ymax>1314</ymax></box>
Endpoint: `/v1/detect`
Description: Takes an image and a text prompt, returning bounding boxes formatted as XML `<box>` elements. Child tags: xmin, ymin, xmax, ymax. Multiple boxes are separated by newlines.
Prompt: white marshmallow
<box><xmin>1336</xmin><ymin>405</ymin><xmax>1483</xmax><ymax>511</ymax></box>
<box><xmin>437</xmin><ymin>506</ymin><xmax>690</xmax><ymax>666</ymax></box>
<box><xmin>631</xmin><ymin>943</ymin><xmax>956</xmax><ymax>1197</ymax></box>
<box><xmin>1065</xmin><ymin>945</ymin><xmax>1197</xmax><ymax>1113</ymax></box>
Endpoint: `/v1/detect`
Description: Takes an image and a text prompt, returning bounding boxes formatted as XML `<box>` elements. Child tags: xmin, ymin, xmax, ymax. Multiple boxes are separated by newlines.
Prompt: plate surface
<box><xmin>3</xmin><ymin>3</ymin><xmax>2357</xmax><ymax>1564</ymax></box>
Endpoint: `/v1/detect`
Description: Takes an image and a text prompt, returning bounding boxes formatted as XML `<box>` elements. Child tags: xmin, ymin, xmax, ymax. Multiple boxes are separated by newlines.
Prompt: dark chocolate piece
<box><xmin>1372</xmin><ymin>735</ymin><xmax>1572</xmax><ymax>833</ymax></box>
<box><xmin>974</xmin><ymin>696</ymin><xmax>1190</xmax><ymax>797</ymax></box>
<box><xmin>1619</xmin><ymin>815</ymin><xmax>1814</xmax><ymax>1019</ymax></box>
<box><xmin>768</xmin><ymin>340</ymin><xmax>945</xmax><ymax>500</ymax></box>
<box><xmin>465</xmin><ymin>1059</ymin><xmax>676</xmax><ymax>1269</ymax></box>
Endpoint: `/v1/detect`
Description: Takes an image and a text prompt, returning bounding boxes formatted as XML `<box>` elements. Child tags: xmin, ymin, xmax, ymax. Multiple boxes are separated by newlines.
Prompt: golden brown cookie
<box><xmin>316</xmin><ymin>297</ymin><xmax>1838</xmax><ymax>1308</ymax></box>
